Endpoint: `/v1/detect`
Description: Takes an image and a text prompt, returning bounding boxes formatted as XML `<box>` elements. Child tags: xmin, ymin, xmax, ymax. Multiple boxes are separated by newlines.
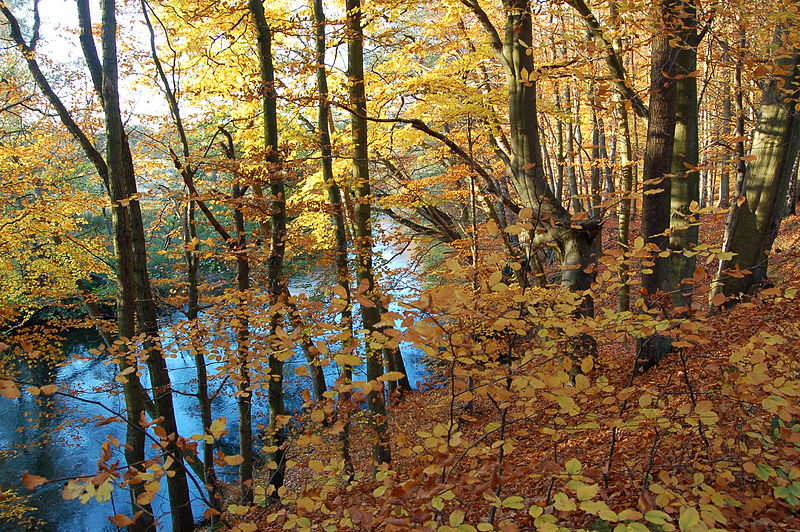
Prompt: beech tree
<box><xmin>0</xmin><ymin>1</ymin><xmax>194</xmax><ymax>529</ymax></box>
<box><xmin>713</xmin><ymin>22</ymin><xmax>800</xmax><ymax>299</ymax></box>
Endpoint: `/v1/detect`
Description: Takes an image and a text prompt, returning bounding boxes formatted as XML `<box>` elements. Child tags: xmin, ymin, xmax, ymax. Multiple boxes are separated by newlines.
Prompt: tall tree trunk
<box><xmin>589</xmin><ymin>85</ymin><xmax>602</xmax><ymax>220</ymax></box>
<box><xmin>787</xmin><ymin>155</ymin><xmax>799</xmax><ymax>215</ymax></box>
<box><xmin>231</xmin><ymin>191</ymin><xmax>254</xmax><ymax>503</ymax></box>
<box><xmin>248</xmin><ymin>0</ymin><xmax>289</xmax><ymax>492</ymax></box>
<box><xmin>565</xmin><ymin>88</ymin><xmax>583</xmax><ymax>214</ymax></box>
<box><xmin>111</xmin><ymin>175</ymin><xmax>155</xmax><ymax>531</ymax></box>
<box><xmin>669</xmin><ymin>0</ymin><xmax>701</xmax><ymax>309</ymax></box>
<box><xmin>637</xmin><ymin>0</ymin><xmax>680</xmax><ymax>370</ymax></box>
<box><xmin>712</xmin><ymin>36</ymin><xmax>800</xmax><ymax>298</ymax></box>
<box><xmin>100</xmin><ymin>2</ymin><xmax>194</xmax><ymax>527</ymax></box>
<box><xmin>312</xmin><ymin>0</ymin><xmax>354</xmax><ymax>476</ymax></box>
<box><xmin>718</xmin><ymin>80</ymin><xmax>733</xmax><ymax>208</ymax></box>
<box><xmin>346</xmin><ymin>0</ymin><xmax>392</xmax><ymax>467</ymax></box>
<box><xmin>182</xmin><ymin>201</ymin><xmax>219</xmax><ymax>522</ymax></box>
<box><xmin>616</xmin><ymin>100</ymin><xmax>635</xmax><ymax>312</ymax></box>
<box><xmin>608</xmin><ymin>0</ymin><xmax>635</xmax><ymax>312</ymax></box>
<box><xmin>0</xmin><ymin>3</ymin><xmax>193</xmax><ymax>526</ymax></box>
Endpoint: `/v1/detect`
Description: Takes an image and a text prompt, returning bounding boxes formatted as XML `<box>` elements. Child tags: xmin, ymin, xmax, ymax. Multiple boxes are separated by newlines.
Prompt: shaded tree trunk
<box><xmin>669</xmin><ymin>0</ymin><xmax>701</xmax><ymax>309</ymax></box>
<box><xmin>248</xmin><ymin>0</ymin><xmax>289</xmax><ymax>491</ymax></box>
<box><xmin>346</xmin><ymin>0</ymin><xmax>392</xmax><ymax>467</ymax></box>
<box><xmin>637</xmin><ymin>0</ymin><xmax>681</xmax><ymax>370</ymax></box>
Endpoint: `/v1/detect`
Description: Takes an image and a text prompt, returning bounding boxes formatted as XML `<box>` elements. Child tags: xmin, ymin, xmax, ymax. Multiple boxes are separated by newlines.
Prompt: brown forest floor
<box><xmin>233</xmin><ymin>211</ymin><xmax>800</xmax><ymax>532</ymax></box>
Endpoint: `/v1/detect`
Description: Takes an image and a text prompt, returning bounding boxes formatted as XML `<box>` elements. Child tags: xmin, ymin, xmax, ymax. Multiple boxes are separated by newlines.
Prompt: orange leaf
<box><xmin>107</xmin><ymin>514</ymin><xmax>134</xmax><ymax>527</ymax></box>
<box><xmin>0</xmin><ymin>380</ymin><xmax>20</xmax><ymax>400</ymax></box>
<box><xmin>21</xmin><ymin>472</ymin><xmax>47</xmax><ymax>490</ymax></box>
<box><xmin>40</xmin><ymin>384</ymin><xmax>58</xmax><ymax>395</ymax></box>
<box><xmin>711</xmin><ymin>293</ymin><xmax>727</xmax><ymax>307</ymax></box>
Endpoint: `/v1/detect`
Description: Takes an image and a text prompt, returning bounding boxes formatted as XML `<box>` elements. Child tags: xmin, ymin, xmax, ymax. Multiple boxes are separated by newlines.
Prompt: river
<box><xmin>0</xmin><ymin>229</ymin><xmax>431</xmax><ymax>530</ymax></box>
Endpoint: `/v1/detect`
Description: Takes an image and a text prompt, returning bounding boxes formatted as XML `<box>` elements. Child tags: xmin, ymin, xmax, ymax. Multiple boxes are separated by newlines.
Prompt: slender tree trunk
<box><xmin>589</xmin><ymin>86</ymin><xmax>602</xmax><ymax>220</ymax></box>
<box><xmin>231</xmin><ymin>192</ymin><xmax>254</xmax><ymax>503</ymax></box>
<box><xmin>718</xmin><ymin>82</ymin><xmax>733</xmax><ymax>208</ymax></box>
<box><xmin>346</xmin><ymin>0</ymin><xmax>392</xmax><ymax>467</ymax></box>
<box><xmin>248</xmin><ymin>0</ymin><xmax>289</xmax><ymax>492</ymax></box>
<box><xmin>311</xmin><ymin>0</ymin><xmax>354</xmax><ymax>476</ymax></box>
<box><xmin>616</xmin><ymin>100</ymin><xmax>634</xmax><ymax>312</ymax></box>
<box><xmin>787</xmin><ymin>155</ymin><xmax>799</xmax><ymax>215</ymax></box>
<box><xmin>111</xmin><ymin>185</ymin><xmax>155</xmax><ymax>531</ymax></box>
<box><xmin>182</xmin><ymin>201</ymin><xmax>219</xmax><ymax>522</ymax></box>
<box><xmin>101</xmin><ymin>2</ymin><xmax>194</xmax><ymax>527</ymax></box>
<box><xmin>566</xmin><ymin>88</ymin><xmax>582</xmax><ymax>214</ymax></box>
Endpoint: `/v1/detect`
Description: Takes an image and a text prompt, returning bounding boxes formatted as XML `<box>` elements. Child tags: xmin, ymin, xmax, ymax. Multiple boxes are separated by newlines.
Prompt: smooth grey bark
<box><xmin>668</xmin><ymin>0</ymin><xmax>701</xmax><ymax>309</ymax></box>
<box><xmin>712</xmin><ymin>34</ymin><xmax>800</xmax><ymax>298</ymax></box>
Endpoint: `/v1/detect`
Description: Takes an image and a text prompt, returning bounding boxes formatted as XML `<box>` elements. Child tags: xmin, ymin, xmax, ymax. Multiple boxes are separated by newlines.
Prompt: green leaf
<box><xmin>576</xmin><ymin>483</ymin><xmax>599</xmax><ymax>501</ymax></box>
<box><xmin>678</xmin><ymin>506</ymin><xmax>700</xmax><ymax>531</ymax></box>
<box><xmin>565</xmin><ymin>458</ymin><xmax>582</xmax><ymax>475</ymax></box>
<box><xmin>644</xmin><ymin>510</ymin><xmax>672</xmax><ymax>525</ymax></box>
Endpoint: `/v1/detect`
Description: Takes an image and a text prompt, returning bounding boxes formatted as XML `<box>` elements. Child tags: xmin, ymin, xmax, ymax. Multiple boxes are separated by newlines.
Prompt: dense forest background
<box><xmin>1</xmin><ymin>0</ymin><xmax>799</xmax><ymax>530</ymax></box>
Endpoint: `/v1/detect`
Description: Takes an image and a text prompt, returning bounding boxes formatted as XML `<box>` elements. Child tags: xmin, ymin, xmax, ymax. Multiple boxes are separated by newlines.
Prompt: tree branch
<box><xmin>459</xmin><ymin>0</ymin><xmax>511</xmax><ymax>72</ymax></box>
<box><xmin>564</xmin><ymin>0</ymin><xmax>649</xmax><ymax>118</ymax></box>
<box><xmin>333</xmin><ymin>100</ymin><xmax>520</xmax><ymax>214</ymax></box>
<box><xmin>0</xmin><ymin>2</ymin><xmax>110</xmax><ymax>194</ymax></box>
<box><xmin>76</xmin><ymin>0</ymin><xmax>104</xmax><ymax>104</ymax></box>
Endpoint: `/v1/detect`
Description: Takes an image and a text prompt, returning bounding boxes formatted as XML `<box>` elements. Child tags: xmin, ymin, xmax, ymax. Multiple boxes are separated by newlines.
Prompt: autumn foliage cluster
<box><xmin>0</xmin><ymin>0</ymin><xmax>799</xmax><ymax>531</ymax></box>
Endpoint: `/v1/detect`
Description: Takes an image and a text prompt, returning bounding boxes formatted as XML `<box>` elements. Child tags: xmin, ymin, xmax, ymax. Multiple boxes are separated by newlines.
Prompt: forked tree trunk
<box><xmin>712</xmin><ymin>36</ymin><xmax>800</xmax><ymax>298</ymax></box>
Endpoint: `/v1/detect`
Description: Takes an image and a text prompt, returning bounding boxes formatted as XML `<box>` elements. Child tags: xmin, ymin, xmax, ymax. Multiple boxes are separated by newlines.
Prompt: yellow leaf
<box><xmin>555</xmin><ymin>395</ymin><xmax>576</xmax><ymax>413</ymax></box>
<box><xmin>449</xmin><ymin>508</ymin><xmax>465</xmax><ymax>527</ymax></box>
<box><xmin>297</xmin><ymin>496</ymin><xmax>315</xmax><ymax>512</ymax></box>
<box><xmin>209</xmin><ymin>417</ymin><xmax>227</xmax><ymax>439</ymax></box>
<box><xmin>224</xmin><ymin>454</ymin><xmax>244</xmax><ymax>466</ymax></box>
<box><xmin>227</xmin><ymin>504</ymin><xmax>250</xmax><ymax>516</ymax></box>
<box><xmin>576</xmin><ymin>483</ymin><xmax>599</xmax><ymax>501</ymax></box>
<box><xmin>377</xmin><ymin>371</ymin><xmax>405</xmax><ymax>382</ymax></box>
<box><xmin>311</xmin><ymin>409</ymin><xmax>325</xmax><ymax>423</ymax></box>
<box><xmin>334</xmin><ymin>354</ymin><xmax>362</xmax><ymax>366</ymax></box>
<box><xmin>678</xmin><ymin>506</ymin><xmax>700</xmax><ymax>531</ymax></box>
